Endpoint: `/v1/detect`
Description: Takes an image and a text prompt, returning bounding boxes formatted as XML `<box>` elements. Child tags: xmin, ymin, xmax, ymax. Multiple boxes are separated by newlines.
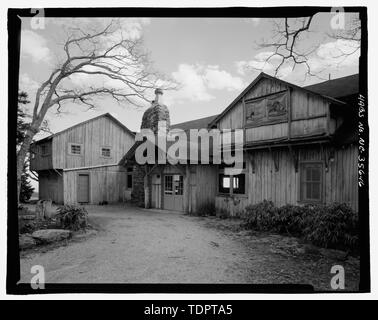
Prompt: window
<box><xmin>41</xmin><ymin>144</ymin><xmax>49</xmax><ymax>156</ymax></box>
<box><xmin>219</xmin><ymin>172</ymin><xmax>246</xmax><ymax>195</ymax></box>
<box><xmin>174</xmin><ymin>175</ymin><xmax>183</xmax><ymax>195</ymax></box>
<box><xmin>164</xmin><ymin>175</ymin><xmax>173</xmax><ymax>194</ymax></box>
<box><xmin>232</xmin><ymin>174</ymin><xmax>246</xmax><ymax>194</ymax></box>
<box><xmin>69</xmin><ymin>143</ymin><xmax>82</xmax><ymax>155</ymax></box>
<box><xmin>219</xmin><ymin>174</ymin><xmax>231</xmax><ymax>194</ymax></box>
<box><xmin>101</xmin><ymin>147</ymin><xmax>111</xmax><ymax>157</ymax></box>
<box><xmin>300</xmin><ymin>163</ymin><xmax>323</xmax><ymax>202</ymax></box>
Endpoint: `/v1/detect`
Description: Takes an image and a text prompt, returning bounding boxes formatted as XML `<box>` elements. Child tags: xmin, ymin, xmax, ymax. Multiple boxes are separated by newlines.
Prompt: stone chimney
<box><xmin>140</xmin><ymin>88</ymin><xmax>170</xmax><ymax>134</ymax></box>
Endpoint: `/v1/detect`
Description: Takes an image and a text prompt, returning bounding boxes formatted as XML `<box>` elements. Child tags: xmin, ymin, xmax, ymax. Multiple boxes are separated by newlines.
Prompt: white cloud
<box><xmin>19</xmin><ymin>73</ymin><xmax>39</xmax><ymax>92</ymax></box>
<box><xmin>204</xmin><ymin>65</ymin><xmax>245</xmax><ymax>91</ymax></box>
<box><xmin>167</xmin><ymin>64</ymin><xmax>245</xmax><ymax>105</ymax></box>
<box><xmin>20</xmin><ymin>30</ymin><xmax>51</xmax><ymax>63</ymax></box>
<box><xmin>170</xmin><ymin>64</ymin><xmax>214</xmax><ymax>103</ymax></box>
<box><xmin>236</xmin><ymin>39</ymin><xmax>360</xmax><ymax>79</ymax></box>
<box><xmin>235</xmin><ymin>51</ymin><xmax>279</xmax><ymax>76</ymax></box>
<box><xmin>311</xmin><ymin>39</ymin><xmax>360</xmax><ymax>69</ymax></box>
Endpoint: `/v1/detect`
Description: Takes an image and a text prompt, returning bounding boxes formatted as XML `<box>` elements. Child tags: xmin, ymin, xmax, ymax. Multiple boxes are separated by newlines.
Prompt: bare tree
<box><xmin>17</xmin><ymin>19</ymin><xmax>174</xmax><ymax>203</ymax></box>
<box><xmin>256</xmin><ymin>13</ymin><xmax>361</xmax><ymax>78</ymax></box>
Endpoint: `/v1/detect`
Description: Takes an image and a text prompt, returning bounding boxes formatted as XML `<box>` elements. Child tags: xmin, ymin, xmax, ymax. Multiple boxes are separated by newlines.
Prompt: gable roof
<box><xmin>34</xmin><ymin>113</ymin><xmax>135</xmax><ymax>144</ymax></box>
<box><xmin>171</xmin><ymin>114</ymin><xmax>219</xmax><ymax>131</ymax></box>
<box><xmin>119</xmin><ymin>115</ymin><xmax>220</xmax><ymax>166</ymax></box>
<box><xmin>304</xmin><ymin>74</ymin><xmax>359</xmax><ymax>99</ymax></box>
<box><xmin>209</xmin><ymin>72</ymin><xmax>346</xmax><ymax>128</ymax></box>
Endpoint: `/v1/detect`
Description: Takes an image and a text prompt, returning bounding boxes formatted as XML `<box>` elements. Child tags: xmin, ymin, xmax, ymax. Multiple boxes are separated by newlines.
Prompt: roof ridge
<box><xmin>34</xmin><ymin>112</ymin><xmax>134</xmax><ymax>143</ymax></box>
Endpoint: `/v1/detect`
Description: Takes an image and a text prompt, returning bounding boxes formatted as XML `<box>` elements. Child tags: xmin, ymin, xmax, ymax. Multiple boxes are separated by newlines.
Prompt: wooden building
<box><xmin>122</xmin><ymin>73</ymin><xmax>359</xmax><ymax>214</ymax></box>
<box><xmin>30</xmin><ymin>113</ymin><xmax>135</xmax><ymax>204</ymax></box>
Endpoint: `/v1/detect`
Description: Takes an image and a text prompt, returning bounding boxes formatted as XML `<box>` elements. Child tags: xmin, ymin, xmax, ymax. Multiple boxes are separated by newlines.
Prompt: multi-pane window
<box><xmin>232</xmin><ymin>174</ymin><xmax>246</xmax><ymax>194</ymax></box>
<box><xmin>174</xmin><ymin>175</ymin><xmax>183</xmax><ymax>195</ymax></box>
<box><xmin>101</xmin><ymin>147</ymin><xmax>111</xmax><ymax>157</ymax></box>
<box><xmin>300</xmin><ymin>163</ymin><xmax>323</xmax><ymax>202</ymax></box>
<box><xmin>218</xmin><ymin>166</ymin><xmax>246</xmax><ymax>195</ymax></box>
<box><xmin>70</xmin><ymin>144</ymin><xmax>82</xmax><ymax>155</ymax></box>
<box><xmin>219</xmin><ymin>174</ymin><xmax>231</xmax><ymax>194</ymax></box>
<box><xmin>164</xmin><ymin>175</ymin><xmax>173</xmax><ymax>194</ymax></box>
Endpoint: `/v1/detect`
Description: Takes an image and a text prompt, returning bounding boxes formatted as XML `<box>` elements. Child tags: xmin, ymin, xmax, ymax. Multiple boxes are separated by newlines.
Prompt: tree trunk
<box><xmin>17</xmin><ymin>125</ymin><xmax>38</xmax><ymax>205</ymax></box>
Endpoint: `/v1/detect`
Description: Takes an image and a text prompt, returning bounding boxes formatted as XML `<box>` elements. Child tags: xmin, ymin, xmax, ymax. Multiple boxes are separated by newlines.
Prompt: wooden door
<box><xmin>163</xmin><ymin>174</ymin><xmax>184</xmax><ymax>211</ymax></box>
<box><xmin>77</xmin><ymin>174</ymin><xmax>90</xmax><ymax>203</ymax></box>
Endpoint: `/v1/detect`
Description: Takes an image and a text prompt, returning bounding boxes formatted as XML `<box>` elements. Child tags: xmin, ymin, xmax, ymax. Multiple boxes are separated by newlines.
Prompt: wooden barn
<box><xmin>30</xmin><ymin>113</ymin><xmax>135</xmax><ymax>204</ymax></box>
<box><xmin>122</xmin><ymin>73</ymin><xmax>359</xmax><ymax>214</ymax></box>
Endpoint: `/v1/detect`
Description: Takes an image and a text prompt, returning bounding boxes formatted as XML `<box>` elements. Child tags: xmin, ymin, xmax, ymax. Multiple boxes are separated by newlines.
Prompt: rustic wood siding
<box><xmin>63</xmin><ymin>165</ymin><xmax>127</xmax><ymax>204</ymax></box>
<box><xmin>38</xmin><ymin>170</ymin><xmax>63</xmax><ymax>204</ymax></box>
<box><xmin>216</xmin><ymin>77</ymin><xmax>332</xmax><ymax>143</ymax></box>
<box><xmin>215</xmin><ymin>144</ymin><xmax>358</xmax><ymax>215</ymax></box>
<box><xmin>52</xmin><ymin>116</ymin><xmax>134</xmax><ymax>169</ymax></box>
<box><xmin>195</xmin><ymin>165</ymin><xmax>218</xmax><ymax>211</ymax></box>
<box><xmin>30</xmin><ymin>141</ymin><xmax>53</xmax><ymax>171</ymax></box>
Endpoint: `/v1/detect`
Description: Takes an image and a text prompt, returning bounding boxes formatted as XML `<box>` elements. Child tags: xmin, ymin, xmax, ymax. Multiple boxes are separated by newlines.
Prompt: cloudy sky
<box><xmin>19</xmin><ymin>14</ymin><xmax>360</xmax><ymax>139</ymax></box>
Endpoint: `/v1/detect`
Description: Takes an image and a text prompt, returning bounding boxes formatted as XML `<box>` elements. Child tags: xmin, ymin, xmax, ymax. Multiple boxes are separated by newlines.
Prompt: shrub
<box><xmin>243</xmin><ymin>201</ymin><xmax>358</xmax><ymax>251</ymax></box>
<box><xmin>56</xmin><ymin>205</ymin><xmax>88</xmax><ymax>231</ymax></box>
<box><xmin>303</xmin><ymin>203</ymin><xmax>359</xmax><ymax>250</ymax></box>
<box><xmin>244</xmin><ymin>200</ymin><xmax>279</xmax><ymax>231</ymax></box>
<box><xmin>196</xmin><ymin>202</ymin><xmax>216</xmax><ymax>216</ymax></box>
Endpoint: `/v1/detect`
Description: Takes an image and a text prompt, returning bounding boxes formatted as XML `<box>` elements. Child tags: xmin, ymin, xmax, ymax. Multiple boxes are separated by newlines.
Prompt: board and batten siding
<box><xmin>52</xmin><ymin>116</ymin><xmax>134</xmax><ymax>169</ymax></box>
<box><xmin>30</xmin><ymin>140</ymin><xmax>53</xmax><ymax>171</ymax></box>
<box><xmin>215</xmin><ymin>144</ymin><xmax>358</xmax><ymax>215</ymax></box>
<box><xmin>63</xmin><ymin>165</ymin><xmax>127</xmax><ymax>204</ymax></box>
<box><xmin>217</xmin><ymin>77</ymin><xmax>331</xmax><ymax>143</ymax></box>
<box><xmin>38</xmin><ymin>170</ymin><xmax>64</xmax><ymax>204</ymax></box>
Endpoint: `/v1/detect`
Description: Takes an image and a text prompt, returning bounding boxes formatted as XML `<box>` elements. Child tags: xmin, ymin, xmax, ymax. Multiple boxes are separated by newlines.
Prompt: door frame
<box><xmin>162</xmin><ymin>173</ymin><xmax>184</xmax><ymax>211</ymax></box>
<box><xmin>77</xmin><ymin>172</ymin><xmax>90</xmax><ymax>204</ymax></box>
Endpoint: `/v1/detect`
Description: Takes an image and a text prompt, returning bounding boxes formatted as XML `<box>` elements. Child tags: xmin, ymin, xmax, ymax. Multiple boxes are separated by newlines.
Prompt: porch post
<box><xmin>144</xmin><ymin>167</ymin><xmax>151</xmax><ymax>209</ymax></box>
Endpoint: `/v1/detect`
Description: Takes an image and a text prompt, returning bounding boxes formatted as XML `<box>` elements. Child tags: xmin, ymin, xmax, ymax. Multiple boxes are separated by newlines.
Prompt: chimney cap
<box><xmin>155</xmin><ymin>88</ymin><xmax>163</xmax><ymax>95</ymax></box>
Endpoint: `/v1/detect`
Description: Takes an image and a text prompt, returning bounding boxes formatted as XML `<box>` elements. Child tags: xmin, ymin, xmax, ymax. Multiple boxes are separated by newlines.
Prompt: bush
<box><xmin>243</xmin><ymin>201</ymin><xmax>358</xmax><ymax>251</ymax></box>
<box><xmin>196</xmin><ymin>202</ymin><xmax>216</xmax><ymax>216</ymax></box>
<box><xmin>244</xmin><ymin>200</ymin><xmax>279</xmax><ymax>231</ymax></box>
<box><xmin>56</xmin><ymin>205</ymin><xmax>88</xmax><ymax>231</ymax></box>
<box><xmin>303</xmin><ymin>203</ymin><xmax>359</xmax><ymax>250</ymax></box>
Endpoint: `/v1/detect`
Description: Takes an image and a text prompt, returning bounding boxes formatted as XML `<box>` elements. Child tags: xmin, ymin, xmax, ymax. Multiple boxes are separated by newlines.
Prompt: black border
<box><xmin>7</xmin><ymin>6</ymin><xmax>369</xmax><ymax>295</ymax></box>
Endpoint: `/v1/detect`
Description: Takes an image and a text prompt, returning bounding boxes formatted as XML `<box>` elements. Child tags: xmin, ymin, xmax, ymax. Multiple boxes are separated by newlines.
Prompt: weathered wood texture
<box><xmin>217</xmin><ymin>77</ymin><xmax>331</xmax><ymax>143</ymax></box>
<box><xmin>30</xmin><ymin>115</ymin><xmax>134</xmax><ymax>171</ymax></box>
<box><xmin>194</xmin><ymin>165</ymin><xmax>218</xmax><ymax>211</ymax></box>
<box><xmin>149</xmin><ymin>164</ymin><xmax>217</xmax><ymax>213</ymax></box>
<box><xmin>38</xmin><ymin>170</ymin><xmax>64</xmax><ymax>204</ymax></box>
<box><xmin>215</xmin><ymin>144</ymin><xmax>358</xmax><ymax>215</ymax></box>
<box><xmin>63</xmin><ymin>165</ymin><xmax>127</xmax><ymax>204</ymax></box>
<box><xmin>30</xmin><ymin>140</ymin><xmax>53</xmax><ymax>171</ymax></box>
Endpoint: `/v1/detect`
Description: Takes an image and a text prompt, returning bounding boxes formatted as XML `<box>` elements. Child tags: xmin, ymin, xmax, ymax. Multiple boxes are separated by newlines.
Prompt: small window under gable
<box><xmin>69</xmin><ymin>143</ymin><xmax>82</xmax><ymax>155</ymax></box>
<box><xmin>101</xmin><ymin>147</ymin><xmax>111</xmax><ymax>158</ymax></box>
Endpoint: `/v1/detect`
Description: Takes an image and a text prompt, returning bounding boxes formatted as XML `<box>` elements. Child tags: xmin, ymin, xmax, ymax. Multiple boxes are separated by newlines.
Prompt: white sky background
<box><xmin>19</xmin><ymin>14</ymin><xmax>360</xmax><ymax>138</ymax></box>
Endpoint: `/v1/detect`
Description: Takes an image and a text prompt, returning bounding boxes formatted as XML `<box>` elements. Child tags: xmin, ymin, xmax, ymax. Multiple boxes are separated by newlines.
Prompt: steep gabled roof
<box><xmin>304</xmin><ymin>74</ymin><xmax>359</xmax><ymax>99</ymax></box>
<box><xmin>209</xmin><ymin>72</ymin><xmax>346</xmax><ymax>128</ymax></box>
<box><xmin>34</xmin><ymin>112</ymin><xmax>135</xmax><ymax>144</ymax></box>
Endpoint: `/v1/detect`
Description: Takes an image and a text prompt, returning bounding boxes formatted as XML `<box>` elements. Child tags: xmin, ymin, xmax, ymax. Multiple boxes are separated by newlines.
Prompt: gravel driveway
<box><xmin>19</xmin><ymin>205</ymin><xmax>360</xmax><ymax>290</ymax></box>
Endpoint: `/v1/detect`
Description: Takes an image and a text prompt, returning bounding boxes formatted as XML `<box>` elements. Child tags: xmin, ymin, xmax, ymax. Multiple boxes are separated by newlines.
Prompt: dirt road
<box><xmin>19</xmin><ymin>205</ymin><xmax>359</xmax><ymax>290</ymax></box>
